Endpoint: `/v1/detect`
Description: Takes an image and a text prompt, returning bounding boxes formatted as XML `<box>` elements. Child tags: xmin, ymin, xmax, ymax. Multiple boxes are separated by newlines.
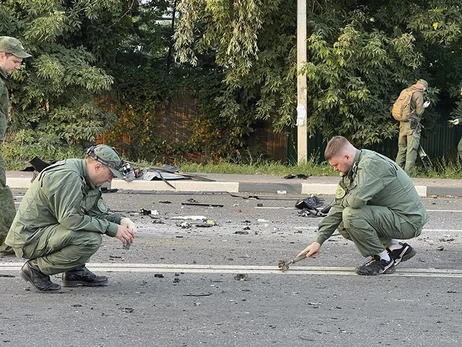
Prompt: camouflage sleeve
<box><xmin>315</xmin><ymin>192</ymin><xmax>343</xmax><ymax>245</ymax></box>
<box><xmin>0</xmin><ymin>80</ymin><xmax>8</xmax><ymax>142</ymax></box>
<box><xmin>45</xmin><ymin>171</ymin><xmax>118</xmax><ymax>236</ymax></box>
<box><xmin>413</xmin><ymin>91</ymin><xmax>425</xmax><ymax>116</ymax></box>
<box><xmin>86</xmin><ymin>198</ymin><xmax>122</xmax><ymax>237</ymax></box>
<box><xmin>86</xmin><ymin>196</ymin><xmax>122</xmax><ymax>223</ymax></box>
<box><xmin>103</xmin><ymin>212</ymin><xmax>123</xmax><ymax>224</ymax></box>
<box><xmin>342</xmin><ymin>158</ymin><xmax>395</xmax><ymax>209</ymax></box>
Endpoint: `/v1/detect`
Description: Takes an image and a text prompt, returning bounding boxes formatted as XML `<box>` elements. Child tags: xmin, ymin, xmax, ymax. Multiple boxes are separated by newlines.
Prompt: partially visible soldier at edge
<box><xmin>0</xmin><ymin>36</ymin><xmax>32</xmax><ymax>255</ymax></box>
<box><xmin>448</xmin><ymin>86</ymin><xmax>462</xmax><ymax>160</ymax></box>
<box><xmin>395</xmin><ymin>79</ymin><xmax>430</xmax><ymax>175</ymax></box>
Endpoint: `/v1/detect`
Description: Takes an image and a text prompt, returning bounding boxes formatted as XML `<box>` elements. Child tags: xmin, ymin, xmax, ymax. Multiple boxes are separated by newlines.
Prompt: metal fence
<box><xmin>287</xmin><ymin>114</ymin><xmax>462</xmax><ymax>165</ymax></box>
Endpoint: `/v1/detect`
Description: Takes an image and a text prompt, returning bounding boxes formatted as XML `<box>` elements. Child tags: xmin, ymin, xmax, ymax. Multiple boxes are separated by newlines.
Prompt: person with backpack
<box><xmin>447</xmin><ymin>86</ymin><xmax>462</xmax><ymax>160</ymax></box>
<box><xmin>394</xmin><ymin>79</ymin><xmax>430</xmax><ymax>175</ymax></box>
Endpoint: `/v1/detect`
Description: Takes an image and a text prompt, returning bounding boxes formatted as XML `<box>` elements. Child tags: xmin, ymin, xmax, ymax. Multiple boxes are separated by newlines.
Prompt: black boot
<box><xmin>20</xmin><ymin>260</ymin><xmax>61</xmax><ymax>292</ymax></box>
<box><xmin>62</xmin><ymin>265</ymin><xmax>108</xmax><ymax>287</ymax></box>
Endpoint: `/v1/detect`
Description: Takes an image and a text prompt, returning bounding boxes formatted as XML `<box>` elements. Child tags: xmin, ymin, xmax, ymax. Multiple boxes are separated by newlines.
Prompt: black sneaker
<box><xmin>356</xmin><ymin>256</ymin><xmax>395</xmax><ymax>276</ymax></box>
<box><xmin>387</xmin><ymin>242</ymin><xmax>416</xmax><ymax>265</ymax></box>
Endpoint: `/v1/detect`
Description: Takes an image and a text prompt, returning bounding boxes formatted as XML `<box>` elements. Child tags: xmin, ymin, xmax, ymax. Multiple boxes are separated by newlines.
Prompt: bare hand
<box><xmin>116</xmin><ymin>224</ymin><xmax>135</xmax><ymax>245</ymax></box>
<box><xmin>120</xmin><ymin>217</ymin><xmax>137</xmax><ymax>235</ymax></box>
<box><xmin>296</xmin><ymin>242</ymin><xmax>321</xmax><ymax>259</ymax></box>
<box><xmin>423</xmin><ymin>100</ymin><xmax>430</xmax><ymax>108</ymax></box>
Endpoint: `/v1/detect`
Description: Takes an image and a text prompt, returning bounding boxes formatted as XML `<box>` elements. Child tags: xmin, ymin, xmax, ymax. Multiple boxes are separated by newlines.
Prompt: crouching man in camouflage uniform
<box><xmin>6</xmin><ymin>145</ymin><xmax>136</xmax><ymax>291</ymax></box>
<box><xmin>296</xmin><ymin>136</ymin><xmax>429</xmax><ymax>275</ymax></box>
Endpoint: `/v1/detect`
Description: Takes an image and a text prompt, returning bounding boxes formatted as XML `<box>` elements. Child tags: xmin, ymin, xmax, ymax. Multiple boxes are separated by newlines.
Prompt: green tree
<box><xmin>102</xmin><ymin>0</ymin><xmax>191</xmax><ymax>162</ymax></box>
<box><xmin>175</xmin><ymin>0</ymin><xmax>296</xmax><ymax>153</ymax></box>
<box><xmin>174</xmin><ymin>0</ymin><xmax>462</xmax><ymax>147</ymax></box>
<box><xmin>0</xmin><ymin>0</ymin><xmax>132</xmax><ymax>165</ymax></box>
<box><xmin>105</xmin><ymin>0</ymin><xmax>250</xmax><ymax>163</ymax></box>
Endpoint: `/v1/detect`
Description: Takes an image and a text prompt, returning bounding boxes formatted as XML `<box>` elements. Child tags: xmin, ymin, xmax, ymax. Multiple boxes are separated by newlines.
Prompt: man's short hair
<box><xmin>324</xmin><ymin>136</ymin><xmax>350</xmax><ymax>160</ymax></box>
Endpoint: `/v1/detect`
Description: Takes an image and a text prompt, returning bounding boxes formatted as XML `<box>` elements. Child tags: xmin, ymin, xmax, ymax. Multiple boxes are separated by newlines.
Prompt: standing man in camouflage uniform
<box><xmin>6</xmin><ymin>145</ymin><xmax>137</xmax><ymax>292</ymax></box>
<box><xmin>0</xmin><ymin>36</ymin><xmax>32</xmax><ymax>254</ymax></box>
<box><xmin>296</xmin><ymin>136</ymin><xmax>429</xmax><ymax>275</ymax></box>
<box><xmin>448</xmin><ymin>86</ymin><xmax>462</xmax><ymax>160</ymax></box>
<box><xmin>395</xmin><ymin>79</ymin><xmax>430</xmax><ymax>175</ymax></box>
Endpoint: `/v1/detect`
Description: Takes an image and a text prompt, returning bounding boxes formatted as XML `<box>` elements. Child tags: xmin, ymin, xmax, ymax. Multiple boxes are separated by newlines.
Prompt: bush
<box><xmin>3</xmin><ymin>129</ymin><xmax>83</xmax><ymax>170</ymax></box>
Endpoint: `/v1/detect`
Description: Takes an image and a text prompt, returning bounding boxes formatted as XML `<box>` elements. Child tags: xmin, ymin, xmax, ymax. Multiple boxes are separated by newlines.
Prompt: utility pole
<box><xmin>296</xmin><ymin>0</ymin><xmax>307</xmax><ymax>163</ymax></box>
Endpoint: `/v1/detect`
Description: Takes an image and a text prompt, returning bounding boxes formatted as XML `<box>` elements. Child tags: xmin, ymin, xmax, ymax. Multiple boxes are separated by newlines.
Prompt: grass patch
<box><xmin>179</xmin><ymin>158</ymin><xmax>336</xmax><ymax>177</ymax></box>
<box><xmin>179</xmin><ymin>156</ymin><xmax>462</xmax><ymax>179</ymax></box>
<box><xmin>4</xmin><ymin>138</ymin><xmax>462</xmax><ymax>180</ymax></box>
<box><xmin>414</xmin><ymin>156</ymin><xmax>462</xmax><ymax>179</ymax></box>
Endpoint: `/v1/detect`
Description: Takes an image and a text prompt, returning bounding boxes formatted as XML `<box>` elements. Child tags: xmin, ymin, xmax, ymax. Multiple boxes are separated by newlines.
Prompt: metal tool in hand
<box><xmin>278</xmin><ymin>254</ymin><xmax>306</xmax><ymax>272</ymax></box>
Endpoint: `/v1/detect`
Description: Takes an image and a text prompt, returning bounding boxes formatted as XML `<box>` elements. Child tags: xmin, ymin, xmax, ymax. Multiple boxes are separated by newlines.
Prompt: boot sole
<box><xmin>61</xmin><ymin>280</ymin><xmax>109</xmax><ymax>287</ymax></box>
<box><xmin>356</xmin><ymin>262</ymin><xmax>395</xmax><ymax>275</ymax></box>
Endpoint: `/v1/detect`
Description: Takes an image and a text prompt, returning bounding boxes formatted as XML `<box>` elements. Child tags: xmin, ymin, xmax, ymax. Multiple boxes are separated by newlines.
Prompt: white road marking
<box><xmin>256</xmin><ymin>207</ymin><xmax>297</xmax><ymax>209</ymax></box>
<box><xmin>1</xmin><ymin>262</ymin><xmax>462</xmax><ymax>278</ymax></box>
<box><xmin>253</xmin><ymin>206</ymin><xmax>462</xmax><ymax>213</ymax></box>
<box><xmin>295</xmin><ymin>226</ymin><xmax>462</xmax><ymax>233</ymax></box>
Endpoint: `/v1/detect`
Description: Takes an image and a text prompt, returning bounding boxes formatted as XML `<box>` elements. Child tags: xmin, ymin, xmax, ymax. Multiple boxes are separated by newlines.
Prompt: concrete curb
<box><xmin>301</xmin><ymin>183</ymin><xmax>426</xmax><ymax>197</ymax></box>
<box><xmin>112</xmin><ymin>180</ymin><xmax>239</xmax><ymax>193</ymax></box>
<box><xmin>5</xmin><ymin>171</ymin><xmax>457</xmax><ymax>197</ymax></box>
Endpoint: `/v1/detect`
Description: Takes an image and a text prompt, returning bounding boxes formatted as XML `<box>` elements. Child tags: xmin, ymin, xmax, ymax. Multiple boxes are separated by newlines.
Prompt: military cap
<box><xmin>416</xmin><ymin>79</ymin><xmax>428</xmax><ymax>90</ymax></box>
<box><xmin>86</xmin><ymin>144</ymin><xmax>124</xmax><ymax>179</ymax></box>
<box><xmin>0</xmin><ymin>36</ymin><xmax>31</xmax><ymax>58</ymax></box>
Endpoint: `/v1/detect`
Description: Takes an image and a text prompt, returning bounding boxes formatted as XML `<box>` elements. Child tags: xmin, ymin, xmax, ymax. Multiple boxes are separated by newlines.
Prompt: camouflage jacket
<box><xmin>7</xmin><ymin>159</ymin><xmax>122</xmax><ymax>254</ymax></box>
<box><xmin>315</xmin><ymin>149</ymin><xmax>429</xmax><ymax>245</ymax></box>
<box><xmin>0</xmin><ymin>68</ymin><xmax>8</xmax><ymax>143</ymax></box>
<box><xmin>408</xmin><ymin>85</ymin><xmax>426</xmax><ymax>122</ymax></box>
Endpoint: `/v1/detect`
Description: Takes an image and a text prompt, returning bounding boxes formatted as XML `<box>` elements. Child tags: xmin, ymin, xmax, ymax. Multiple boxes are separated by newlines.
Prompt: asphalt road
<box><xmin>1</xmin><ymin>190</ymin><xmax>462</xmax><ymax>347</ymax></box>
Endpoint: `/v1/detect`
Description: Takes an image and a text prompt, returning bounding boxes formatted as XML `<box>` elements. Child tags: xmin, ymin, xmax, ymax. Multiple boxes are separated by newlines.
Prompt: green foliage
<box><xmin>415</xmin><ymin>154</ymin><xmax>462</xmax><ymax>179</ymax></box>
<box><xmin>175</xmin><ymin>0</ymin><xmax>264</xmax><ymax>73</ymax></box>
<box><xmin>105</xmin><ymin>0</ymin><xmax>265</xmax><ymax>162</ymax></box>
<box><xmin>1</xmin><ymin>0</ymin><xmax>132</xmax><ymax>168</ymax></box>
<box><xmin>2</xmin><ymin>129</ymin><xmax>83</xmax><ymax>170</ymax></box>
<box><xmin>174</xmin><ymin>0</ymin><xmax>462</xmax><ymax>148</ymax></box>
<box><xmin>175</xmin><ymin>0</ymin><xmax>297</xmax><ymax>156</ymax></box>
<box><xmin>302</xmin><ymin>16</ymin><xmax>416</xmax><ymax>144</ymax></box>
<box><xmin>3</xmin><ymin>0</ymin><xmax>462</xmax><ymax>168</ymax></box>
<box><xmin>179</xmin><ymin>157</ymin><xmax>335</xmax><ymax>177</ymax></box>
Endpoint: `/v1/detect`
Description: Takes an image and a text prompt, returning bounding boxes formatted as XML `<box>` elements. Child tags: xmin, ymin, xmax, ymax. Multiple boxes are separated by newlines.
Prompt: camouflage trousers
<box><xmin>458</xmin><ymin>137</ymin><xmax>462</xmax><ymax>161</ymax></box>
<box><xmin>18</xmin><ymin>225</ymin><xmax>102</xmax><ymax>275</ymax></box>
<box><xmin>396</xmin><ymin>121</ymin><xmax>421</xmax><ymax>174</ymax></box>
<box><xmin>338</xmin><ymin>206</ymin><xmax>421</xmax><ymax>257</ymax></box>
<box><xmin>0</xmin><ymin>153</ymin><xmax>15</xmax><ymax>252</ymax></box>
